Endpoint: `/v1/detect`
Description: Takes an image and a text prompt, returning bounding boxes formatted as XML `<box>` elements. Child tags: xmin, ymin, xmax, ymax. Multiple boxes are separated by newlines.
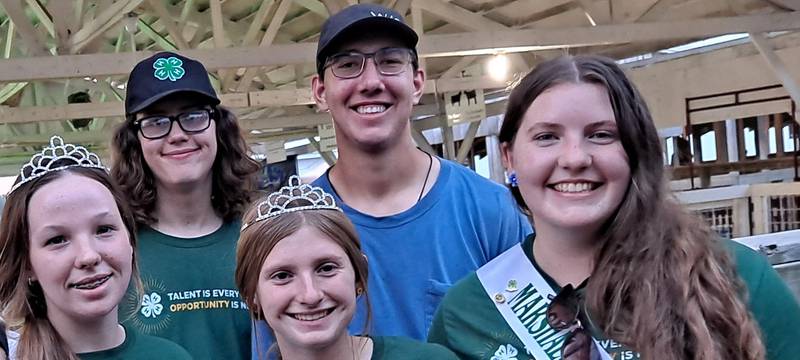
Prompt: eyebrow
<box><xmin>263</xmin><ymin>254</ymin><xmax>347</xmax><ymax>271</ymax></box>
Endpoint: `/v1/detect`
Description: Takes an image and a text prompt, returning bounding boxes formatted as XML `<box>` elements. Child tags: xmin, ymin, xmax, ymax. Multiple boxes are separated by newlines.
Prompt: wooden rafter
<box><xmin>25</xmin><ymin>0</ymin><xmax>53</xmax><ymax>37</ymax></box>
<box><xmin>46</xmin><ymin>0</ymin><xmax>74</xmax><ymax>54</ymax></box>
<box><xmin>221</xmin><ymin>0</ymin><xmax>276</xmax><ymax>90</ymax></box>
<box><xmin>69</xmin><ymin>0</ymin><xmax>144</xmax><ymax>54</ymax></box>
<box><xmin>414</xmin><ymin>0</ymin><xmax>530</xmax><ymax>70</ymax></box>
<box><xmin>0</xmin><ymin>0</ymin><xmax>50</xmax><ymax>55</ymax></box>
<box><xmin>147</xmin><ymin>0</ymin><xmax>190</xmax><ymax>50</ymax></box>
<box><xmin>749</xmin><ymin>32</ymin><xmax>800</xmax><ymax>116</ymax></box>
<box><xmin>236</xmin><ymin>0</ymin><xmax>293</xmax><ymax>92</ymax></box>
<box><xmin>294</xmin><ymin>0</ymin><xmax>329</xmax><ymax>16</ymax></box>
<box><xmin>2</xmin><ymin>12</ymin><xmax>800</xmax><ymax>82</ymax></box>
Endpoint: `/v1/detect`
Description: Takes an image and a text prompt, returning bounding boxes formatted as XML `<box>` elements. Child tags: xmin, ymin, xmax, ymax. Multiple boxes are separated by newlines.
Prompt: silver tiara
<box><xmin>242</xmin><ymin>175</ymin><xmax>341</xmax><ymax>230</ymax></box>
<box><xmin>8</xmin><ymin>135</ymin><xmax>107</xmax><ymax>195</ymax></box>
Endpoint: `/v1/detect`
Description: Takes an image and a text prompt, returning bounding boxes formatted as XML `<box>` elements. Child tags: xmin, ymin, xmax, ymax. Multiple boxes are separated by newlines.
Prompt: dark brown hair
<box><xmin>499</xmin><ymin>55</ymin><xmax>764</xmax><ymax>360</ymax></box>
<box><xmin>236</xmin><ymin>202</ymin><xmax>370</xmax><ymax>360</ymax></box>
<box><xmin>0</xmin><ymin>167</ymin><xmax>140</xmax><ymax>360</ymax></box>
<box><xmin>111</xmin><ymin>104</ymin><xmax>260</xmax><ymax>225</ymax></box>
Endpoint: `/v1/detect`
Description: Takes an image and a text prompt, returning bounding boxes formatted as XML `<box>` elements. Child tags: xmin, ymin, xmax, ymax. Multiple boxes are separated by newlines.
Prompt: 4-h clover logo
<box><xmin>140</xmin><ymin>292</ymin><xmax>164</xmax><ymax>318</ymax></box>
<box><xmin>491</xmin><ymin>344</ymin><xmax>518</xmax><ymax>360</ymax></box>
<box><xmin>152</xmin><ymin>56</ymin><xmax>185</xmax><ymax>82</ymax></box>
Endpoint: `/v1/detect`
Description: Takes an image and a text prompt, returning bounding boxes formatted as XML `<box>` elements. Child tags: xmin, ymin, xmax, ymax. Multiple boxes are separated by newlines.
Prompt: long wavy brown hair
<box><xmin>0</xmin><ymin>167</ymin><xmax>141</xmax><ymax>360</ymax></box>
<box><xmin>499</xmin><ymin>55</ymin><xmax>764</xmax><ymax>360</ymax></box>
<box><xmin>236</xmin><ymin>202</ymin><xmax>371</xmax><ymax>360</ymax></box>
<box><xmin>111</xmin><ymin>103</ymin><xmax>260</xmax><ymax>225</ymax></box>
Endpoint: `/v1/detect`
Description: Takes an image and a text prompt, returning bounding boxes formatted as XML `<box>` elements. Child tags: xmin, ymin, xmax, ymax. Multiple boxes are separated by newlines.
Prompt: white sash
<box><xmin>477</xmin><ymin>244</ymin><xmax>612</xmax><ymax>360</ymax></box>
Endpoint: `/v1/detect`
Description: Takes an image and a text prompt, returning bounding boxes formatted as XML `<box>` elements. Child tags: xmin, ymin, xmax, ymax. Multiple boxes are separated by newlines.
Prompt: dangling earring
<box><xmin>356</xmin><ymin>287</ymin><xmax>364</xmax><ymax>296</ymax></box>
<box><xmin>507</xmin><ymin>171</ymin><xmax>518</xmax><ymax>187</ymax></box>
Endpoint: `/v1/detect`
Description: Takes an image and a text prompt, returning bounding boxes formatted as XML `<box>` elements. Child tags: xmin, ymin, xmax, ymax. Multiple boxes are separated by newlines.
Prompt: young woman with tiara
<box><xmin>0</xmin><ymin>136</ymin><xmax>191</xmax><ymax>360</ymax></box>
<box><xmin>428</xmin><ymin>55</ymin><xmax>800</xmax><ymax>360</ymax></box>
<box><xmin>236</xmin><ymin>176</ymin><xmax>458</xmax><ymax>360</ymax></box>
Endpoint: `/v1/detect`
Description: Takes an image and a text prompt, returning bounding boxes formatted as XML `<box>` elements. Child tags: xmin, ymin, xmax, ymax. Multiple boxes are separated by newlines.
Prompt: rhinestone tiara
<box><xmin>242</xmin><ymin>175</ymin><xmax>341</xmax><ymax>230</ymax></box>
<box><xmin>8</xmin><ymin>135</ymin><xmax>107</xmax><ymax>195</ymax></box>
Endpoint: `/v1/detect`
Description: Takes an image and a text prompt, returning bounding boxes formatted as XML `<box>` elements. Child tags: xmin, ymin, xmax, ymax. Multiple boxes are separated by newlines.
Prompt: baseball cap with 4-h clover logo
<box><xmin>125</xmin><ymin>51</ymin><xmax>220</xmax><ymax>115</ymax></box>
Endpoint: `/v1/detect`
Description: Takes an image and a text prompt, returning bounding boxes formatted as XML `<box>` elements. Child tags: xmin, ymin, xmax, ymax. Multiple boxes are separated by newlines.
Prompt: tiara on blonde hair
<box><xmin>8</xmin><ymin>135</ymin><xmax>106</xmax><ymax>195</ymax></box>
<box><xmin>242</xmin><ymin>175</ymin><xmax>341</xmax><ymax>230</ymax></box>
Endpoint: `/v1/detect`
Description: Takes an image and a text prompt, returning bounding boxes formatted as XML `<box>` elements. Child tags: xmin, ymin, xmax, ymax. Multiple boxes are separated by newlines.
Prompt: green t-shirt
<box><xmin>371</xmin><ymin>336</ymin><xmax>458</xmax><ymax>359</ymax></box>
<box><xmin>428</xmin><ymin>235</ymin><xmax>800</xmax><ymax>360</ymax></box>
<box><xmin>78</xmin><ymin>324</ymin><xmax>191</xmax><ymax>360</ymax></box>
<box><xmin>120</xmin><ymin>221</ymin><xmax>251</xmax><ymax>360</ymax></box>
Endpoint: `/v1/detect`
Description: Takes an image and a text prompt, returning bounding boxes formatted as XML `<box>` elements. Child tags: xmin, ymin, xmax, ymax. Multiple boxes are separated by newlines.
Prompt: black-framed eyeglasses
<box><xmin>134</xmin><ymin>108</ymin><xmax>215</xmax><ymax>140</ymax></box>
<box><xmin>546</xmin><ymin>280</ymin><xmax>600</xmax><ymax>360</ymax></box>
<box><xmin>324</xmin><ymin>47</ymin><xmax>415</xmax><ymax>79</ymax></box>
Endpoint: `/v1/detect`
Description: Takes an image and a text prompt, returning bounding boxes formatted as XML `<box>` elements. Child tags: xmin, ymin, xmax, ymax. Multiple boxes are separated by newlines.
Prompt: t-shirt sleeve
<box><xmin>732</xmin><ymin>242</ymin><xmax>800</xmax><ymax>360</ymax></box>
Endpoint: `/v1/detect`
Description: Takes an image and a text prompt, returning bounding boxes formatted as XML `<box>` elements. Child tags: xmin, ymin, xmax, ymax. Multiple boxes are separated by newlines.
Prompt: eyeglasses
<box><xmin>134</xmin><ymin>108</ymin><xmax>215</xmax><ymax>140</ymax></box>
<box><xmin>324</xmin><ymin>47</ymin><xmax>415</xmax><ymax>79</ymax></box>
<box><xmin>546</xmin><ymin>281</ymin><xmax>598</xmax><ymax>360</ymax></box>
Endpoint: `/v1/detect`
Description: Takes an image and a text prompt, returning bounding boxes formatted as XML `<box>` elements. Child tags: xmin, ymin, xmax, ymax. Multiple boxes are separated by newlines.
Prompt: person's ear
<box><xmin>411</xmin><ymin>68</ymin><xmax>425</xmax><ymax>105</ymax></box>
<box><xmin>312</xmin><ymin>74</ymin><xmax>329</xmax><ymax>112</ymax></box>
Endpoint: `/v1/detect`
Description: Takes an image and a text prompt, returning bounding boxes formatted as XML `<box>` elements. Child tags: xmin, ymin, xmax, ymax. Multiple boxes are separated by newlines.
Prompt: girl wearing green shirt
<box><xmin>0</xmin><ymin>137</ymin><xmax>190</xmax><ymax>360</ymax></box>
<box><xmin>429</xmin><ymin>55</ymin><xmax>800</xmax><ymax>360</ymax></box>
<box><xmin>236</xmin><ymin>177</ymin><xmax>457</xmax><ymax>360</ymax></box>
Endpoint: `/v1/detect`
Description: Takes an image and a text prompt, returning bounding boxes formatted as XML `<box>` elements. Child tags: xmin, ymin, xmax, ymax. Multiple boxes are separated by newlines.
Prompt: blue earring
<box><xmin>508</xmin><ymin>172</ymin><xmax>518</xmax><ymax>187</ymax></box>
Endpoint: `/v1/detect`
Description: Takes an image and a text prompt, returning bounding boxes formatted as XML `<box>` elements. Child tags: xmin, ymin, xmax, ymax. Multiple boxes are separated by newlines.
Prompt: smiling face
<box><xmin>502</xmin><ymin>82</ymin><xmax>630</xmax><ymax>234</ymax></box>
<box><xmin>26</xmin><ymin>173</ymin><xmax>133</xmax><ymax>325</ymax></box>
<box><xmin>312</xmin><ymin>33</ymin><xmax>425</xmax><ymax>151</ymax></box>
<box><xmin>136</xmin><ymin>93</ymin><xmax>217</xmax><ymax>188</ymax></box>
<box><xmin>257</xmin><ymin>225</ymin><xmax>358</xmax><ymax>352</ymax></box>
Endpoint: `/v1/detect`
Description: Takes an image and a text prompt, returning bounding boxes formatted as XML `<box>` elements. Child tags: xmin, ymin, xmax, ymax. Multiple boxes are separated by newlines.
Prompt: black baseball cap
<box><xmin>316</xmin><ymin>4</ymin><xmax>418</xmax><ymax>76</ymax></box>
<box><xmin>125</xmin><ymin>51</ymin><xmax>220</xmax><ymax>115</ymax></box>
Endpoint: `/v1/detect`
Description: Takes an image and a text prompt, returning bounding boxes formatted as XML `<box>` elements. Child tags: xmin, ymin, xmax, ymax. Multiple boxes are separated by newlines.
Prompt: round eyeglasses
<box><xmin>134</xmin><ymin>108</ymin><xmax>215</xmax><ymax>140</ymax></box>
<box><xmin>324</xmin><ymin>47</ymin><xmax>415</xmax><ymax>79</ymax></box>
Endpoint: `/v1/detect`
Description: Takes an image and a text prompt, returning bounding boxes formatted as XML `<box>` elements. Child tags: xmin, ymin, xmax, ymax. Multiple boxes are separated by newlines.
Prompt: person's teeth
<box><xmin>554</xmin><ymin>183</ymin><xmax>593</xmax><ymax>193</ymax></box>
<box><xmin>73</xmin><ymin>275</ymin><xmax>110</xmax><ymax>289</ymax></box>
<box><xmin>293</xmin><ymin>310</ymin><xmax>329</xmax><ymax>321</ymax></box>
<box><xmin>356</xmin><ymin>105</ymin><xmax>386</xmax><ymax>114</ymax></box>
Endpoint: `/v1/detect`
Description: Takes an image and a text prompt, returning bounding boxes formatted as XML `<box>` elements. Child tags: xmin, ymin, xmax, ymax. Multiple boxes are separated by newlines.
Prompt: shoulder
<box><xmin>439</xmin><ymin>159</ymin><xmax>507</xmax><ymax>193</ymax></box>
<box><xmin>725</xmin><ymin>240</ymin><xmax>800</xmax><ymax>359</ymax></box>
<box><xmin>432</xmin><ymin>272</ymin><xmax>490</xmax><ymax>329</ymax></box>
<box><xmin>372</xmin><ymin>336</ymin><xmax>458</xmax><ymax>359</ymax></box>
<box><xmin>725</xmin><ymin>240</ymin><xmax>775</xmax><ymax>289</ymax></box>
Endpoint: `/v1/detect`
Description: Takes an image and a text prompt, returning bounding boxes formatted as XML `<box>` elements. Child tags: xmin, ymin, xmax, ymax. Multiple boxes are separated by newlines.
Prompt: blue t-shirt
<box><xmin>253</xmin><ymin>159</ymin><xmax>531</xmax><ymax>355</ymax></box>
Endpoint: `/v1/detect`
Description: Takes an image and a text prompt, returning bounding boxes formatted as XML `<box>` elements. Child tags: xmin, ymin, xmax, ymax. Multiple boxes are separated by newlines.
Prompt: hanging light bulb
<box><xmin>487</xmin><ymin>53</ymin><xmax>510</xmax><ymax>81</ymax></box>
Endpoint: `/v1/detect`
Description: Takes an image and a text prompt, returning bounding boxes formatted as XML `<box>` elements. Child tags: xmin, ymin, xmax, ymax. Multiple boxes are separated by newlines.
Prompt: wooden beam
<box><xmin>69</xmin><ymin>0</ymin><xmax>144</xmax><ymax>54</ymax></box>
<box><xmin>137</xmin><ymin>18</ymin><xmax>178</xmax><ymax>51</ymax></box>
<box><xmin>410</xmin><ymin>3</ymin><xmax>425</xmax><ymax>70</ymax></box>
<box><xmin>46</xmin><ymin>0</ymin><xmax>74</xmax><ymax>54</ymax></box>
<box><xmin>766</xmin><ymin>0</ymin><xmax>800</xmax><ymax>11</ymax></box>
<box><xmin>294</xmin><ymin>0</ymin><xmax>329</xmax><ymax>16</ymax></box>
<box><xmin>320</xmin><ymin>0</ymin><xmax>343</xmax><ymax>15</ymax></box>
<box><xmin>750</xmin><ymin>32</ymin><xmax>800</xmax><ymax>120</ymax></box>
<box><xmin>25</xmin><ymin>0</ymin><xmax>54</xmax><ymax>37</ymax></box>
<box><xmin>221</xmin><ymin>0</ymin><xmax>275</xmax><ymax>89</ymax></box>
<box><xmin>236</xmin><ymin>0</ymin><xmax>293</xmax><ymax>92</ymax></box>
<box><xmin>307</xmin><ymin>136</ymin><xmax>337</xmax><ymax>165</ymax></box>
<box><xmin>0</xmin><ymin>0</ymin><xmax>50</xmax><ymax>55</ymax></box>
<box><xmin>456</xmin><ymin>121</ymin><xmax>481</xmax><ymax>163</ymax></box>
<box><xmin>394</xmin><ymin>0</ymin><xmax>412</xmax><ymax>15</ymax></box>
<box><xmin>2</xmin><ymin>12</ymin><xmax>800</xmax><ymax>82</ymax></box>
<box><xmin>147</xmin><ymin>0</ymin><xmax>190</xmax><ymax>50</ymax></box>
<box><xmin>413</xmin><ymin>0</ymin><xmax>530</xmax><ymax>70</ymax></box>
<box><xmin>411</xmin><ymin>127</ymin><xmax>436</xmax><ymax>154</ymax></box>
